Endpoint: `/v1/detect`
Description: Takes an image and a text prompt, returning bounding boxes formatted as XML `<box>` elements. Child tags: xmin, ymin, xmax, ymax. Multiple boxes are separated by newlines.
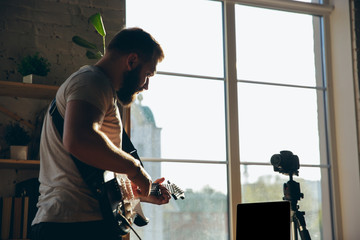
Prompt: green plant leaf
<box><xmin>89</xmin><ymin>13</ymin><xmax>106</xmax><ymax>37</ymax></box>
<box><xmin>17</xmin><ymin>52</ymin><xmax>51</xmax><ymax>76</ymax></box>
<box><xmin>86</xmin><ymin>50</ymin><xmax>103</xmax><ymax>59</ymax></box>
<box><xmin>72</xmin><ymin>36</ymin><xmax>97</xmax><ymax>49</ymax></box>
<box><xmin>4</xmin><ymin>122</ymin><xmax>31</xmax><ymax>145</ymax></box>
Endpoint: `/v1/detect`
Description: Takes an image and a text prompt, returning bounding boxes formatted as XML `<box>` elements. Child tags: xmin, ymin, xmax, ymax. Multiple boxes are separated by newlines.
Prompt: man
<box><xmin>31</xmin><ymin>28</ymin><xmax>170</xmax><ymax>240</ymax></box>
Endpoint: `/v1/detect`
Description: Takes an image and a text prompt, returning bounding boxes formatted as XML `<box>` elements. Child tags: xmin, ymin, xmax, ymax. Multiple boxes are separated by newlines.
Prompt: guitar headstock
<box><xmin>151</xmin><ymin>180</ymin><xmax>185</xmax><ymax>200</ymax></box>
<box><xmin>167</xmin><ymin>180</ymin><xmax>185</xmax><ymax>200</ymax></box>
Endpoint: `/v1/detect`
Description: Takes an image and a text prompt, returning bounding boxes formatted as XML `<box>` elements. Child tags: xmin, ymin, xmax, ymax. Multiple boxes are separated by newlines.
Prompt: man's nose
<box><xmin>143</xmin><ymin>77</ymin><xmax>149</xmax><ymax>90</ymax></box>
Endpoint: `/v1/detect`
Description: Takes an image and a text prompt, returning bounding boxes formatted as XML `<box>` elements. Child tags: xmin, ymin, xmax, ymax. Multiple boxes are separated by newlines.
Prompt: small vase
<box><xmin>10</xmin><ymin>145</ymin><xmax>28</xmax><ymax>160</ymax></box>
<box><xmin>23</xmin><ymin>74</ymin><xmax>46</xmax><ymax>84</ymax></box>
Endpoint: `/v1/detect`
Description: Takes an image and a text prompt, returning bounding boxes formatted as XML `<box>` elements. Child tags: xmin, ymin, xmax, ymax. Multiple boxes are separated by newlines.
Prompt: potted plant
<box><xmin>4</xmin><ymin>122</ymin><xmax>31</xmax><ymax>160</ymax></box>
<box><xmin>72</xmin><ymin>13</ymin><xmax>107</xmax><ymax>59</ymax></box>
<box><xmin>17</xmin><ymin>52</ymin><xmax>51</xmax><ymax>84</ymax></box>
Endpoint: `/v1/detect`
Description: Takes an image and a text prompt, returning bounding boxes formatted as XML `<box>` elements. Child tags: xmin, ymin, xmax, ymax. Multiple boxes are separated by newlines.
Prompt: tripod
<box><xmin>283</xmin><ymin>173</ymin><xmax>311</xmax><ymax>240</ymax></box>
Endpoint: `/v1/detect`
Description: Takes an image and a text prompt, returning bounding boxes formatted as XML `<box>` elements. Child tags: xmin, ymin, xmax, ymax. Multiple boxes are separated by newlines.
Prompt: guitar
<box><xmin>102</xmin><ymin>172</ymin><xmax>185</xmax><ymax>238</ymax></box>
<box><xmin>70</xmin><ymin>149</ymin><xmax>185</xmax><ymax>240</ymax></box>
<box><xmin>49</xmin><ymin>99</ymin><xmax>185</xmax><ymax>239</ymax></box>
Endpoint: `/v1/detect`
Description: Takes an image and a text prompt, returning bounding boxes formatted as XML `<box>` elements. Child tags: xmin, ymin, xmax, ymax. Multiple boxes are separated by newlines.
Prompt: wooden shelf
<box><xmin>0</xmin><ymin>159</ymin><xmax>40</xmax><ymax>169</ymax></box>
<box><xmin>0</xmin><ymin>80</ymin><xmax>58</xmax><ymax>99</ymax></box>
<box><xmin>0</xmin><ymin>81</ymin><xmax>56</xmax><ymax>171</ymax></box>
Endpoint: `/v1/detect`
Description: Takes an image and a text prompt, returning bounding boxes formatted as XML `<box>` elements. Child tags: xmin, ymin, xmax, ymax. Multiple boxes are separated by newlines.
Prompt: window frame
<box><xmin>126</xmin><ymin>0</ymin><xmax>360</xmax><ymax>239</ymax></box>
<box><xmin>223</xmin><ymin>1</ymin><xmax>359</xmax><ymax>239</ymax></box>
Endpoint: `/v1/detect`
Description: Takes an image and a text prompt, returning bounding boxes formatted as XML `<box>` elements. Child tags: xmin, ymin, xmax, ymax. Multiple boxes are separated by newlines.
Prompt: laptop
<box><xmin>236</xmin><ymin>201</ymin><xmax>291</xmax><ymax>240</ymax></box>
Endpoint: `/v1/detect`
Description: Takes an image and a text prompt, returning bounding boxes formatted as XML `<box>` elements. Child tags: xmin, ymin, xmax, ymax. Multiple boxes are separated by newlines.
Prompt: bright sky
<box><xmin>126</xmin><ymin>0</ymin><xmax>323</xmax><ymax>194</ymax></box>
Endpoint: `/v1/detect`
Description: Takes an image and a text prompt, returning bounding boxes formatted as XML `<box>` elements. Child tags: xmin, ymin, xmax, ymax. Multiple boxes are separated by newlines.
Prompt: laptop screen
<box><xmin>236</xmin><ymin>201</ymin><xmax>291</xmax><ymax>240</ymax></box>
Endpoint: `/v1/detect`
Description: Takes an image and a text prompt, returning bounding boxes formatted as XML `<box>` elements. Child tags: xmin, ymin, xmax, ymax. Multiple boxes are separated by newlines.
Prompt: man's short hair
<box><xmin>107</xmin><ymin>27</ymin><xmax>164</xmax><ymax>63</ymax></box>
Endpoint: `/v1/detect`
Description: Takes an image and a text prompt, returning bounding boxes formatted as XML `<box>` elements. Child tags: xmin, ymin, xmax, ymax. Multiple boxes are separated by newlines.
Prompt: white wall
<box><xmin>329</xmin><ymin>0</ymin><xmax>360</xmax><ymax>239</ymax></box>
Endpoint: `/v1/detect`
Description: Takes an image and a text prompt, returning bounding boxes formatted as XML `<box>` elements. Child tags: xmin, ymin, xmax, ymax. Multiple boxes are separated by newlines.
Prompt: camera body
<box><xmin>270</xmin><ymin>150</ymin><xmax>299</xmax><ymax>175</ymax></box>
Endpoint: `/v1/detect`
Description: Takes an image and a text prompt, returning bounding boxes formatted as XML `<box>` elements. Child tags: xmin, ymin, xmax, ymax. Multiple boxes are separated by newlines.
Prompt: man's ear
<box><xmin>126</xmin><ymin>53</ymin><xmax>139</xmax><ymax>70</ymax></box>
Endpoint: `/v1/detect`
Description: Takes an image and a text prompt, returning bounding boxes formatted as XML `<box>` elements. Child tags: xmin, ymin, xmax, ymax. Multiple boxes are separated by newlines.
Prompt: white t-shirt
<box><xmin>32</xmin><ymin>65</ymin><xmax>123</xmax><ymax>224</ymax></box>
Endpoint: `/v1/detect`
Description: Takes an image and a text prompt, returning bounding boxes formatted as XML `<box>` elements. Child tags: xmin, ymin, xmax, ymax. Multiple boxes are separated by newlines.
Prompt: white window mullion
<box><xmin>321</xmin><ymin>11</ymin><xmax>344</xmax><ymax>240</ymax></box>
<box><xmin>314</xmin><ymin>15</ymin><xmax>334</xmax><ymax>240</ymax></box>
<box><xmin>223</xmin><ymin>2</ymin><xmax>241</xmax><ymax>240</ymax></box>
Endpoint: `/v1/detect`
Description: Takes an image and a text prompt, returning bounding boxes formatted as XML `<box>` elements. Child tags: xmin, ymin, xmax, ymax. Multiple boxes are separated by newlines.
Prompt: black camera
<box><xmin>270</xmin><ymin>150</ymin><xmax>299</xmax><ymax>175</ymax></box>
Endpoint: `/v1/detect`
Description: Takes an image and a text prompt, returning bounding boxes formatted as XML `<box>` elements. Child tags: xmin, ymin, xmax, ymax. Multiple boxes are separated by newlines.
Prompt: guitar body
<box><xmin>73</xmin><ymin>157</ymin><xmax>184</xmax><ymax>239</ymax></box>
<box><xmin>102</xmin><ymin>173</ymin><xmax>148</xmax><ymax>236</ymax></box>
<box><xmin>100</xmin><ymin>172</ymin><xmax>185</xmax><ymax>237</ymax></box>
<box><xmin>102</xmin><ymin>177</ymin><xmax>132</xmax><ymax>236</ymax></box>
<box><xmin>73</xmin><ymin>159</ymin><xmax>144</xmax><ymax>238</ymax></box>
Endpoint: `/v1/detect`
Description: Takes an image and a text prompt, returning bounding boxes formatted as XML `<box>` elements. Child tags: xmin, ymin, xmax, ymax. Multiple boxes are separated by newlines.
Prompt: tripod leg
<box><xmin>291</xmin><ymin>219</ymin><xmax>298</xmax><ymax>240</ymax></box>
<box><xmin>294</xmin><ymin>211</ymin><xmax>311</xmax><ymax>240</ymax></box>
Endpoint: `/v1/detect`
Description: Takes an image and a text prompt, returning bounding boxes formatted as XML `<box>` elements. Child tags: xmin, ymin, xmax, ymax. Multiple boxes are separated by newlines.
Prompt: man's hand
<box><xmin>128</xmin><ymin>163</ymin><xmax>152</xmax><ymax>197</ymax></box>
<box><xmin>139</xmin><ymin>177</ymin><xmax>171</xmax><ymax>205</ymax></box>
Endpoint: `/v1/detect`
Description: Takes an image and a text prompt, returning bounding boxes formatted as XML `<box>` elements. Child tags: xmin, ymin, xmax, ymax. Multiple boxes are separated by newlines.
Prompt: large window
<box><xmin>235</xmin><ymin>5</ymin><xmax>327</xmax><ymax>239</ymax></box>
<box><xmin>125</xmin><ymin>0</ymin><xmax>348</xmax><ymax>239</ymax></box>
<box><xmin>127</xmin><ymin>1</ymin><xmax>228</xmax><ymax>239</ymax></box>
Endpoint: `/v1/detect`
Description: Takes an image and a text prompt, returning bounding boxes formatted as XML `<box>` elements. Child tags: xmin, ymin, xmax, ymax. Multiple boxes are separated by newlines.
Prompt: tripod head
<box><xmin>283</xmin><ymin>174</ymin><xmax>304</xmax><ymax>209</ymax></box>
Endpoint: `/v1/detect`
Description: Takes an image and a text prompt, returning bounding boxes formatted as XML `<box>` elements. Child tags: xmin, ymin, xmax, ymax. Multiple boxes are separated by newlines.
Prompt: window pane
<box><xmin>126</xmin><ymin>0</ymin><xmax>224</xmax><ymax>78</ymax></box>
<box><xmin>235</xmin><ymin>5</ymin><xmax>320</xmax><ymax>87</ymax></box>
<box><xmin>131</xmin><ymin>75</ymin><xmax>226</xmax><ymax>161</ymax></box>
<box><xmin>130</xmin><ymin>162</ymin><xmax>229</xmax><ymax>240</ymax></box>
<box><xmin>241</xmin><ymin>165</ymin><xmax>323</xmax><ymax>240</ymax></box>
<box><xmin>237</xmin><ymin>83</ymin><xmax>321</xmax><ymax>165</ymax></box>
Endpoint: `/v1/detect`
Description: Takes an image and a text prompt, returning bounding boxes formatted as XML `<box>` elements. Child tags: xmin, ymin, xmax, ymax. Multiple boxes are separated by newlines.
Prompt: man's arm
<box><xmin>62</xmin><ymin>99</ymin><xmax>152</xmax><ymax>196</ymax></box>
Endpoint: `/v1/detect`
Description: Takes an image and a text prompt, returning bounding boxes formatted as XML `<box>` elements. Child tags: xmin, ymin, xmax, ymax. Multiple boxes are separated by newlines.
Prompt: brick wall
<box><xmin>0</xmin><ymin>0</ymin><xmax>125</xmax><ymax>85</ymax></box>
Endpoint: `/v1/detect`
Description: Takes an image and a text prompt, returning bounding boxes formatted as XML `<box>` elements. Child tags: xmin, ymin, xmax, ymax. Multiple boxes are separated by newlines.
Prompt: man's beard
<box><xmin>117</xmin><ymin>65</ymin><xmax>142</xmax><ymax>107</ymax></box>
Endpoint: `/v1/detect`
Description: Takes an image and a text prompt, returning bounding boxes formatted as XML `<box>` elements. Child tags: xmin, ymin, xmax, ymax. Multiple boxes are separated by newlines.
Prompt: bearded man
<box><xmin>31</xmin><ymin>28</ymin><xmax>170</xmax><ymax>240</ymax></box>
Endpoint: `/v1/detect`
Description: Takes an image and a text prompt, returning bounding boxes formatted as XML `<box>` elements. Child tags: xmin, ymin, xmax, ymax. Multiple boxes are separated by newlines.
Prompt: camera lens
<box><xmin>270</xmin><ymin>154</ymin><xmax>282</xmax><ymax>167</ymax></box>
